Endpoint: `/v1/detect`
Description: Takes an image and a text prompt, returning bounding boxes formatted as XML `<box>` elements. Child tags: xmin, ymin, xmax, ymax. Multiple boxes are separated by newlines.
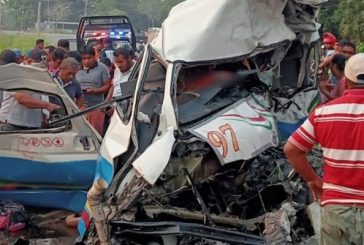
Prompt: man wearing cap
<box><xmin>285</xmin><ymin>53</ymin><xmax>364</xmax><ymax>244</ymax></box>
<box><xmin>319</xmin><ymin>32</ymin><xmax>337</xmax><ymax>70</ymax></box>
<box><xmin>322</xmin><ymin>32</ymin><xmax>336</xmax><ymax>56</ymax></box>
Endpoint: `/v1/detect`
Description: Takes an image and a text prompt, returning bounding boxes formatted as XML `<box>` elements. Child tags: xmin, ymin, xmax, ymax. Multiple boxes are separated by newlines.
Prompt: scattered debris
<box><xmin>0</xmin><ymin>202</ymin><xmax>28</xmax><ymax>233</ymax></box>
<box><xmin>0</xmin><ymin>210</ymin><xmax>77</xmax><ymax>245</ymax></box>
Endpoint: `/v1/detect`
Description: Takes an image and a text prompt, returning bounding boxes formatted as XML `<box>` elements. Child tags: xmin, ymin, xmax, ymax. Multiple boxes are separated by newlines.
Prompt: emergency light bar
<box><xmin>77</xmin><ymin>15</ymin><xmax>137</xmax><ymax>51</ymax></box>
<box><xmin>86</xmin><ymin>30</ymin><xmax>131</xmax><ymax>39</ymax></box>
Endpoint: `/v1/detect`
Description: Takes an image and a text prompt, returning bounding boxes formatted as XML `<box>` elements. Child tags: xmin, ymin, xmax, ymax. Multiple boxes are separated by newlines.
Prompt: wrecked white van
<box><xmin>79</xmin><ymin>0</ymin><xmax>325</xmax><ymax>244</ymax></box>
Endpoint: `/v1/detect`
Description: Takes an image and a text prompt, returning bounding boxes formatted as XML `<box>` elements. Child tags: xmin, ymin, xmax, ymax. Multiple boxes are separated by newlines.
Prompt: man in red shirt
<box><xmin>285</xmin><ymin>53</ymin><xmax>364</xmax><ymax>245</ymax></box>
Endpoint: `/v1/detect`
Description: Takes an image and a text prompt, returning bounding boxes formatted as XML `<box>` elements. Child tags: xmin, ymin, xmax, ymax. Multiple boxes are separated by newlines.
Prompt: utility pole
<box><xmin>0</xmin><ymin>0</ymin><xmax>6</xmax><ymax>33</ymax></box>
<box><xmin>36</xmin><ymin>0</ymin><xmax>42</xmax><ymax>34</ymax></box>
<box><xmin>84</xmin><ymin>0</ymin><xmax>88</xmax><ymax>16</ymax></box>
<box><xmin>20</xmin><ymin>8</ymin><xmax>24</xmax><ymax>33</ymax></box>
<box><xmin>47</xmin><ymin>0</ymin><xmax>50</xmax><ymax>30</ymax></box>
<box><xmin>0</xmin><ymin>4</ymin><xmax>2</xmax><ymax>33</ymax></box>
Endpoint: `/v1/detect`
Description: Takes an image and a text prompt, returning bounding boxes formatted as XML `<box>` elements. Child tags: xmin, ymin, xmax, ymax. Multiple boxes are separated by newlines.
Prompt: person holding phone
<box><xmin>76</xmin><ymin>46</ymin><xmax>111</xmax><ymax>135</ymax></box>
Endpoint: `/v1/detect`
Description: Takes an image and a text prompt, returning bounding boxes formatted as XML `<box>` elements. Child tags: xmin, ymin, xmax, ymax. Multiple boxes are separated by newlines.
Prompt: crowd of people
<box><xmin>285</xmin><ymin>32</ymin><xmax>364</xmax><ymax>245</ymax></box>
<box><xmin>0</xmin><ymin>38</ymin><xmax>136</xmax><ymax>135</ymax></box>
<box><xmin>318</xmin><ymin>32</ymin><xmax>357</xmax><ymax>101</ymax></box>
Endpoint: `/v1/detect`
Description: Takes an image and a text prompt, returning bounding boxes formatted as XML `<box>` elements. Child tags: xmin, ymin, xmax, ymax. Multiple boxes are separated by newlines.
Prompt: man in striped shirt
<box><xmin>284</xmin><ymin>53</ymin><xmax>364</xmax><ymax>245</ymax></box>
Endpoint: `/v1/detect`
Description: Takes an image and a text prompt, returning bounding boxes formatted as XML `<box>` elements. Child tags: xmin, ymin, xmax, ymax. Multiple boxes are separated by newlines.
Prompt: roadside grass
<box><xmin>0</xmin><ymin>33</ymin><xmax>50</xmax><ymax>53</ymax></box>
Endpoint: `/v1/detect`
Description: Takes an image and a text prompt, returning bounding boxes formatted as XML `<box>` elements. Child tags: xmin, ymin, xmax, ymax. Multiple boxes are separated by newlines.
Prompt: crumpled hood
<box><xmin>152</xmin><ymin>0</ymin><xmax>297</xmax><ymax>63</ymax></box>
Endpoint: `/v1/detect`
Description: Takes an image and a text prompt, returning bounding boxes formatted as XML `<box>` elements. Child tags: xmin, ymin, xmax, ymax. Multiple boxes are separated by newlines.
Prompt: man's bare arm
<box><xmin>14</xmin><ymin>92</ymin><xmax>59</xmax><ymax>112</ymax></box>
<box><xmin>105</xmin><ymin>85</ymin><xmax>114</xmax><ymax>102</ymax></box>
<box><xmin>284</xmin><ymin>140</ymin><xmax>323</xmax><ymax>200</ymax></box>
<box><xmin>75</xmin><ymin>96</ymin><xmax>85</xmax><ymax>108</ymax></box>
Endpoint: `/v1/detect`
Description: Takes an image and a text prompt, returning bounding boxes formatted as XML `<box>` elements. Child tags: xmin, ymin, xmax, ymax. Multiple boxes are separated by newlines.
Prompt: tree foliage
<box><xmin>50</xmin><ymin>0</ymin><xmax>72</xmax><ymax>24</ymax></box>
<box><xmin>0</xmin><ymin>0</ymin><xmax>183</xmax><ymax>32</ymax></box>
<box><xmin>5</xmin><ymin>0</ymin><xmax>361</xmax><ymax>46</ymax></box>
<box><xmin>1</xmin><ymin>0</ymin><xmax>38</xmax><ymax>30</ymax></box>
<box><xmin>319</xmin><ymin>0</ymin><xmax>364</xmax><ymax>45</ymax></box>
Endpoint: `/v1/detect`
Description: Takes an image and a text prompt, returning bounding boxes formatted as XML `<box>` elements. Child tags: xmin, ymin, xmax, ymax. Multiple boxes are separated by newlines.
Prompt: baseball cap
<box><xmin>344</xmin><ymin>53</ymin><xmax>364</xmax><ymax>84</ymax></box>
<box><xmin>323</xmin><ymin>32</ymin><xmax>336</xmax><ymax>44</ymax></box>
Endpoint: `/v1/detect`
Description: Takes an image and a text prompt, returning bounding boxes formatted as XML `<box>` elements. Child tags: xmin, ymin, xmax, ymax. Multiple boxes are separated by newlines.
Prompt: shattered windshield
<box><xmin>175</xmin><ymin>46</ymin><xmax>292</xmax><ymax>126</ymax></box>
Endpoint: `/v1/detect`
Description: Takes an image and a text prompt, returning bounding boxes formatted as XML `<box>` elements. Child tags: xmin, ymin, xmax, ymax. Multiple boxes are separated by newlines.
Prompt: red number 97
<box><xmin>208</xmin><ymin>131</ymin><xmax>228</xmax><ymax>157</ymax></box>
<box><xmin>207</xmin><ymin>124</ymin><xmax>239</xmax><ymax>158</ymax></box>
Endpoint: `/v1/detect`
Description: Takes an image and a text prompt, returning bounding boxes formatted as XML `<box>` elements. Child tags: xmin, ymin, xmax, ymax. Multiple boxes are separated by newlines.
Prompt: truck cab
<box><xmin>76</xmin><ymin>15</ymin><xmax>137</xmax><ymax>51</ymax></box>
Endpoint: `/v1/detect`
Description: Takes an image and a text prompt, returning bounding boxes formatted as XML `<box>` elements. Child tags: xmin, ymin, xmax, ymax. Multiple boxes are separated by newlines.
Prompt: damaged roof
<box><xmin>152</xmin><ymin>0</ymin><xmax>297</xmax><ymax>63</ymax></box>
<box><xmin>0</xmin><ymin>63</ymin><xmax>58</xmax><ymax>92</ymax></box>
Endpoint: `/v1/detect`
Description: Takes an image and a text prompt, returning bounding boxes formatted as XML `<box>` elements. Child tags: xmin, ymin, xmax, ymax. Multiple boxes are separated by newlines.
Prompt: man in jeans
<box><xmin>76</xmin><ymin>46</ymin><xmax>111</xmax><ymax>135</ymax></box>
<box><xmin>285</xmin><ymin>53</ymin><xmax>364</xmax><ymax>244</ymax></box>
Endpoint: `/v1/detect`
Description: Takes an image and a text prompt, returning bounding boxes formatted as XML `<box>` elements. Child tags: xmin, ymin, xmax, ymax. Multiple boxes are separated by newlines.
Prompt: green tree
<box><xmin>90</xmin><ymin>0</ymin><xmax>184</xmax><ymax>31</ymax></box>
<box><xmin>337</xmin><ymin>0</ymin><xmax>364</xmax><ymax>44</ymax></box>
<box><xmin>91</xmin><ymin>0</ymin><xmax>125</xmax><ymax>16</ymax></box>
<box><xmin>137</xmin><ymin>0</ymin><xmax>184</xmax><ymax>27</ymax></box>
<box><xmin>2</xmin><ymin>0</ymin><xmax>38</xmax><ymax>30</ymax></box>
<box><xmin>0</xmin><ymin>0</ymin><xmax>184</xmax><ymax>32</ymax></box>
<box><xmin>319</xmin><ymin>0</ymin><xmax>340</xmax><ymax>37</ymax></box>
<box><xmin>137</xmin><ymin>0</ymin><xmax>163</xmax><ymax>27</ymax></box>
<box><xmin>50</xmin><ymin>0</ymin><xmax>71</xmax><ymax>24</ymax></box>
<box><xmin>319</xmin><ymin>0</ymin><xmax>364</xmax><ymax>45</ymax></box>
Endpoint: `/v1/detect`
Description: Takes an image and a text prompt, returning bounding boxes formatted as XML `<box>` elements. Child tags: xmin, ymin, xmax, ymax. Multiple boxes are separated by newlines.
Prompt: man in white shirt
<box><xmin>106</xmin><ymin>47</ymin><xmax>135</xmax><ymax>100</ymax></box>
<box><xmin>0</xmin><ymin>50</ymin><xmax>60</xmax><ymax>131</ymax></box>
<box><xmin>103</xmin><ymin>47</ymin><xmax>135</xmax><ymax>134</ymax></box>
<box><xmin>0</xmin><ymin>92</ymin><xmax>60</xmax><ymax>130</ymax></box>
